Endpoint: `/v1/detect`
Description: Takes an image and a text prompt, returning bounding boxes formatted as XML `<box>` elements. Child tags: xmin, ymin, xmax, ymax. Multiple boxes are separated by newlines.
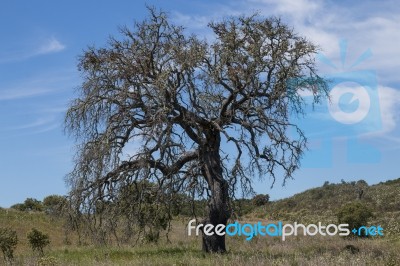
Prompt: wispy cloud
<box><xmin>11</xmin><ymin>117</ymin><xmax>56</xmax><ymax>130</ymax></box>
<box><xmin>37</xmin><ymin>37</ymin><xmax>65</xmax><ymax>55</ymax></box>
<box><xmin>0</xmin><ymin>115</ymin><xmax>60</xmax><ymax>136</ymax></box>
<box><xmin>0</xmin><ymin>70</ymin><xmax>76</xmax><ymax>101</ymax></box>
<box><xmin>0</xmin><ymin>70</ymin><xmax>75</xmax><ymax>134</ymax></box>
<box><xmin>0</xmin><ymin>87</ymin><xmax>50</xmax><ymax>101</ymax></box>
<box><xmin>28</xmin><ymin>122</ymin><xmax>60</xmax><ymax>134</ymax></box>
<box><xmin>0</xmin><ymin>37</ymin><xmax>66</xmax><ymax>64</ymax></box>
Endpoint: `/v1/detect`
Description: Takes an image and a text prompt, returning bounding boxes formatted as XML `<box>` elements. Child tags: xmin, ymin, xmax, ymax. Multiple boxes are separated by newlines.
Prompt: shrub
<box><xmin>27</xmin><ymin>228</ymin><xmax>50</xmax><ymax>256</ymax></box>
<box><xmin>10</xmin><ymin>198</ymin><xmax>44</xmax><ymax>212</ymax></box>
<box><xmin>10</xmin><ymin>203</ymin><xmax>26</xmax><ymax>211</ymax></box>
<box><xmin>337</xmin><ymin>201</ymin><xmax>374</xmax><ymax>237</ymax></box>
<box><xmin>0</xmin><ymin>228</ymin><xmax>18</xmax><ymax>261</ymax></box>
<box><xmin>252</xmin><ymin>194</ymin><xmax>270</xmax><ymax>207</ymax></box>
<box><xmin>43</xmin><ymin>195</ymin><xmax>67</xmax><ymax>216</ymax></box>
<box><xmin>144</xmin><ymin>230</ymin><xmax>160</xmax><ymax>243</ymax></box>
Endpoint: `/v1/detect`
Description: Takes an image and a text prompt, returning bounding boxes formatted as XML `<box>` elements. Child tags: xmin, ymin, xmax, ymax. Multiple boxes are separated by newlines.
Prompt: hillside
<box><xmin>248</xmin><ymin>178</ymin><xmax>400</xmax><ymax>237</ymax></box>
<box><xmin>0</xmin><ymin>208</ymin><xmax>68</xmax><ymax>253</ymax></box>
<box><xmin>0</xmin><ymin>178</ymin><xmax>399</xmax><ymax>265</ymax></box>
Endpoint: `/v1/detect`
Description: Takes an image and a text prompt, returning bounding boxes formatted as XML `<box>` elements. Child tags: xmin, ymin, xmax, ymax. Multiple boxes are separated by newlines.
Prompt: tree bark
<box><xmin>201</xmin><ymin>180</ymin><xmax>229</xmax><ymax>253</ymax></box>
<box><xmin>200</xmin><ymin>131</ymin><xmax>230</xmax><ymax>253</ymax></box>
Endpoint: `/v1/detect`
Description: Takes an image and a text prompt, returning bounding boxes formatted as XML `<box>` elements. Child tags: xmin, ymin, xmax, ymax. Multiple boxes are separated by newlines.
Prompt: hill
<box><xmin>249</xmin><ymin>178</ymin><xmax>400</xmax><ymax>237</ymax></box>
<box><xmin>0</xmin><ymin>178</ymin><xmax>399</xmax><ymax>265</ymax></box>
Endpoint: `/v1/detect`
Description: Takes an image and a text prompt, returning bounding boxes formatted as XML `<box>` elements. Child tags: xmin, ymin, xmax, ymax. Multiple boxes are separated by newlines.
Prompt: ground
<box><xmin>1</xmin><ymin>209</ymin><xmax>399</xmax><ymax>265</ymax></box>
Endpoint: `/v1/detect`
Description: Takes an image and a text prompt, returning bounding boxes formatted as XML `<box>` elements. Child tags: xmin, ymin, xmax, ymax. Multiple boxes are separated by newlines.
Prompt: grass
<box><xmin>1</xmin><ymin>213</ymin><xmax>399</xmax><ymax>265</ymax></box>
<box><xmin>8</xmin><ymin>234</ymin><xmax>400</xmax><ymax>265</ymax></box>
<box><xmin>1</xmin><ymin>178</ymin><xmax>399</xmax><ymax>265</ymax></box>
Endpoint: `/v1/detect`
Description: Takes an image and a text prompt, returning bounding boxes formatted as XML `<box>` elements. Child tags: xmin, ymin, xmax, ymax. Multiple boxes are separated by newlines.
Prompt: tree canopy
<box><xmin>65</xmin><ymin>8</ymin><xmax>327</xmax><ymax>252</ymax></box>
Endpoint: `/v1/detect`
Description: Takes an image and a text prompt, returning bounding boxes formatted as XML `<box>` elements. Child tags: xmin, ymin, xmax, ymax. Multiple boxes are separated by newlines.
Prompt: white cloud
<box><xmin>376</xmin><ymin>86</ymin><xmax>400</xmax><ymax>133</ymax></box>
<box><xmin>0</xmin><ymin>37</ymin><xmax>66</xmax><ymax>64</ymax></box>
<box><xmin>170</xmin><ymin>0</ymin><xmax>400</xmax><ymax>140</ymax></box>
<box><xmin>37</xmin><ymin>37</ymin><xmax>65</xmax><ymax>55</ymax></box>
<box><xmin>11</xmin><ymin>117</ymin><xmax>56</xmax><ymax>130</ymax></box>
<box><xmin>0</xmin><ymin>70</ymin><xmax>75</xmax><ymax>101</ymax></box>
<box><xmin>0</xmin><ymin>87</ymin><xmax>50</xmax><ymax>101</ymax></box>
<box><xmin>172</xmin><ymin>12</ymin><xmax>209</xmax><ymax>30</ymax></box>
<box><xmin>0</xmin><ymin>115</ymin><xmax>60</xmax><ymax>135</ymax></box>
<box><xmin>248</xmin><ymin>0</ymin><xmax>320</xmax><ymax>21</ymax></box>
<box><xmin>337</xmin><ymin>85</ymin><xmax>400</xmax><ymax>140</ymax></box>
<box><xmin>29</xmin><ymin>122</ymin><xmax>60</xmax><ymax>134</ymax></box>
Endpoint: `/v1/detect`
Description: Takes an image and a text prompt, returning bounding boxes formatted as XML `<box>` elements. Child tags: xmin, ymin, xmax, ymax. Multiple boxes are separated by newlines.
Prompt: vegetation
<box><xmin>337</xmin><ymin>201</ymin><xmax>374</xmax><ymax>237</ymax></box>
<box><xmin>64</xmin><ymin>7</ymin><xmax>327</xmax><ymax>253</ymax></box>
<box><xmin>11</xmin><ymin>198</ymin><xmax>44</xmax><ymax>212</ymax></box>
<box><xmin>0</xmin><ymin>228</ymin><xmax>18</xmax><ymax>261</ymax></box>
<box><xmin>43</xmin><ymin>195</ymin><xmax>67</xmax><ymax>217</ymax></box>
<box><xmin>27</xmin><ymin>228</ymin><xmax>50</xmax><ymax>256</ymax></box>
<box><xmin>252</xmin><ymin>194</ymin><xmax>270</xmax><ymax>207</ymax></box>
<box><xmin>258</xmin><ymin>178</ymin><xmax>400</xmax><ymax>223</ymax></box>
<box><xmin>0</xmin><ymin>178</ymin><xmax>398</xmax><ymax>264</ymax></box>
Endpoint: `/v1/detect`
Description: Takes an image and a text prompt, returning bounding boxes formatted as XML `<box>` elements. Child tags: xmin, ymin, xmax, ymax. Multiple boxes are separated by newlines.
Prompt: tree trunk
<box><xmin>201</xmin><ymin>131</ymin><xmax>230</xmax><ymax>253</ymax></box>
<box><xmin>201</xmin><ymin>180</ymin><xmax>229</xmax><ymax>253</ymax></box>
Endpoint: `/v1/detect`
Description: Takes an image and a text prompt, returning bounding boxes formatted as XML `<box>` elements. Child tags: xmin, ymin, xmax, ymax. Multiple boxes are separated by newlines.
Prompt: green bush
<box><xmin>337</xmin><ymin>201</ymin><xmax>374</xmax><ymax>237</ymax></box>
<box><xmin>27</xmin><ymin>228</ymin><xmax>50</xmax><ymax>256</ymax></box>
<box><xmin>10</xmin><ymin>198</ymin><xmax>44</xmax><ymax>212</ymax></box>
<box><xmin>252</xmin><ymin>194</ymin><xmax>270</xmax><ymax>207</ymax></box>
<box><xmin>10</xmin><ymin>203</ymin><xmax>26</xmax><ymax>211</ymax></box>
<box><xmin>0</xmin><ymin>228</ymin><xmax>18</xmax><ymax>261</ymax></box>
<box><xmin>43</xmin><ymin>195</ymin><xmax>67</xmax><ymax>216</ymax></box>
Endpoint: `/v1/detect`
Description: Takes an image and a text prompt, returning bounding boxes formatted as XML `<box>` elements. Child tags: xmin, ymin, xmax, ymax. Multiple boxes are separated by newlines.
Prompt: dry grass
<box><xmin>1</xmin><ymin>211</ymin><xmax>399</xmax><ymax>265</ymax></box>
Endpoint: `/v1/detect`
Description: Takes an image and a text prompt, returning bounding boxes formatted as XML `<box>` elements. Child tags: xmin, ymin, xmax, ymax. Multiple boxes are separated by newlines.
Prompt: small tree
<box><xmin>11</xmin><ymin>198</ymin><xmax>44</xmax><ymax>212</ymax></box>
<box><xmin>43</xmin><ymin>195</ymin><xmax>67</xmax><ymax>216</ymax></box>
<box><xmin>27</xmin><ymin>228</ymin><xmax>50</xmax><ymax>256</ymax></box>
<box><xmin>337</xmin><ymin>202</ymin><xmax>373</xmax><ymax>237</ymax></box>
<box><xmin>252</xmin><ymin>194</ymin><xmax>270</xmax><ymax>207</ymax></box>
<box><xmin>23</xmin><ymin>198</ymin><xmax>44</xmax><ymax>212</ymax></box>
<box><xmin>354</xmin><ymin>180</ymin><xmax>368</xmax><ymax>200</ymax></box>
<box><xmin>0</xmin><ymin>228</ymin><xmax>18</xmax><ymax>261</ymax></box>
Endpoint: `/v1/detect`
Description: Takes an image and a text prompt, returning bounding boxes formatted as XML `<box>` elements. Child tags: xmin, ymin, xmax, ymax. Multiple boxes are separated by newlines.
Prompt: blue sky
<box><xmin>1</xmin><ymin>0</ymin><xmax>399</xmax><ymax>207</ymax></box>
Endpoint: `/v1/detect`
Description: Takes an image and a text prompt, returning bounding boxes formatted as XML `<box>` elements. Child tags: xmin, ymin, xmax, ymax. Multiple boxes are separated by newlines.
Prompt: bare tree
<box><xmin>65</xmin><ymin>8</ymin><xmax>327</xmax><ymax>253</ymax></box>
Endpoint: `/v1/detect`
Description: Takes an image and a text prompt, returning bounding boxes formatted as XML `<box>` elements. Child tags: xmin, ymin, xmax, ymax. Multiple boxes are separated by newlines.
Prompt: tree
<box><xmin>11</xmin><ymin>198</ymin><xmax>43</xmax><ymax>212</ymax></box>
<box><xmin>27</xmin><ymin>228</ymin><xmax>50</xmax><ymax>256</ymax></box>
<box><xmin>24</xmin><ymin>198</ymin><xmax>43</xmax><ymax>212</ymax></box>
<box><xmin>65</xmin><ymin>8</ymin><xmax>327</xmax><ymax>253</ymax></box>
<box><xmin>43</xmin><ymin>195</ymin><xmax>67</xmax><ymax>216</ymax></box>
<box><xmin>354</xmin><ymin>180</ymin><xmax>368</xmax><ymax>200</ymax></box>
